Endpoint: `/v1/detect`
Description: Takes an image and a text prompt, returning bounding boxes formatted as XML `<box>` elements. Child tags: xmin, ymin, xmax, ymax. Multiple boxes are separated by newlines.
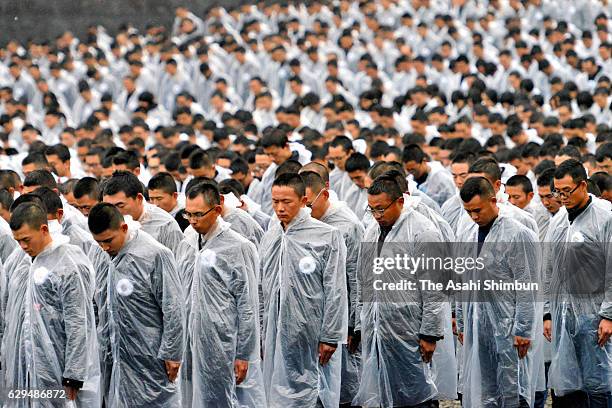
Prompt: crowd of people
<box><xmin>0</xmin><ymin>0</ymin><xmax>611</xmax><ymax>407</ymax></box>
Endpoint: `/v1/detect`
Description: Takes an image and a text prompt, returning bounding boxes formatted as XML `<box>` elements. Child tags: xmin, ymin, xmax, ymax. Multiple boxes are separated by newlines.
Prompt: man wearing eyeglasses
<box><xmin>353</xmin><ymin>173</ymin><xmax>445</xmax><ymax>408</ymax></box>
<box><xmin>260</xmin><ymin>172</ymin><xmax>348</xmax><ymax>408</ymax></box>
<box><xmin>177</xmin><ymin>182</ymin><xmax>264</xmax><ymax>408</ymax></box>
<box><xmin>302</xmin><ymin>170</ymin><xmax>365</xmax><ymax>407</ymax></box>
<box><xmin>544</xmin><ymin>159</ymin><xmax>612</xmax><ymax>407</ymax></box>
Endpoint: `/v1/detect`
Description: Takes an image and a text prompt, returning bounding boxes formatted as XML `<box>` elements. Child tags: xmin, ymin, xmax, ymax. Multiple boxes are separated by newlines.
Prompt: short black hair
<box><xmin>557</xmin><ymin>145</ymin><xmax>581</xmax><ymax>160</ymax></box>
<box><xmin>147</xmin><ymin>172</ymin><xmax>177</xmax><ymax>194</ymax></box>
<box><xmin>73</xmin><ymin>177</ymin><xmax>100</xmax><ymax>200</ymax></box>
<box><xmin>186</xmin><ymin>181</ymin><xmax>221</xmax><ymax>206</ymax></box>
<box><xmin>596</xmin><ymin>142</ymin><xmax>612</xmax><ymax>163</ymax></box>
<box><xmin>590</xmin><ymin>172</ymin><xmax>612</xmax><ymax>193</ymax></box>
<box><xmin>0</xmin><ymin>169</ymin><xmax>21</xmax><ymax>190</ymax></box>
<box><xmin>272</xmin><ymin>172</ymin><xmax>305</xmax><ymax>197</ymax></box>
<box><xmin>299</xmin><ymin>162</ymin><xmax>330</xmax><ymax>183</ymax></box>
<box><xmin>189</xmin><ymin>150</ymin><xmax>213</xmax><ymax>170</ymax></box>
<box><xmin>367</xmin><ymin>172</ymin><xmax>403</xmax><ymax>200</ymax></box>
<box><xmin>537</xmin><ymin>168</ymin><xmax>556</xmax><ymax>188</ymax></box>
<box><xmin>88</xmin><ymin>202</ymin><xmax>124</xmax><ymax>234</ymax></box>
<box><xmin>402</xmin><ymin>144</ymin><xmax>426</xmax><ymax>163</ymax></box>
<box><xmin>10</xmin><ymin>202</ymin><xmax>48</xmax><ymax>231</ymax></box>
<box><xmin>219</xmin><ymin>179</ymin><xmax>245</xmax><ymax>197</ymax></box>
<box><xmin>275</xmin><ymin>159</ymin><xmax>302</xmax><ymax>177</ymax></box>
<box><xmin>300</xmin><ymin>171</ymin><xmax>326</xmax><ymax>194</ymax></box>
<box><xmin>329</xmin><ymin>135</ymin><xmax>354</xmax><ymax>152</ymax></box>
<box><xmin>345</xmin><ymin>152</ymin><xmax>371</xmax><ymax>173</ymax></box>
<box><xmin>368</xmin><ymin>161</ymin><xmax>405</xmax><ymax>180</ymax></box>
<box><xmin>22</xmin><ymin>152</ymin><xmax>49</xmax><ymax>169</ymax></box>
<box><xmin>24</xmin><ymin>170</ymin><xmax>57</xmax><ymax>190</ymax></box>
<box><xmin>506</xmin><ymin>174</ymin><xmax>533</xmax><ymax>194</ymax></box>
<box><xmin>45</xmin><ymin>143</ymin><xmax>71</xmax><ymax>162</ymax></box>
<box><xmin>554</xmin><ymin>159</ymin><xmax>587</xmax><ymax>184</ymax></box>
<box><xmin>112</xmin><ymin>150</ymin><xmax>140</xmax><ymax>170</ymax></box>
<box><xmin>32</xmin><ymin>186</ymin><xmax>63</xmax><ymax>215</ymax></box>
<box><xmin>380</xmin><ymin>169</ymin><xmax>408</xmax><ymax>192</ymax></box>
<box><xmin>469</xmin><ymin>157</ymin><xmax>502</xmax><ymax>182</ymax></box>
<box><xmin>229</xmin><ymin>157</ymin><xmax>249</xmax><ymax>175</ymax></box>
<box><xmin>102</xmin><ymin>171</ymin><xmax>144</xmax><ymax>199</ymax></box>
<box><xmin>261</xmin><ymin>129</ymin><xmax>288</xmax><ymax>148</ymax></box>
<box><xmin>0</xmin><ymin>189</ymin><xmax>14</xmax><ymax>211</ymax></box>
<box><xmin>10</xmin><ymin>194</ymin><xmax>45</xmax><ymax>212</ymax></box>
<box><xmin>460</xmin><ymin>176</ymin><xmax>495</xmax><ymax>202</ymax></box>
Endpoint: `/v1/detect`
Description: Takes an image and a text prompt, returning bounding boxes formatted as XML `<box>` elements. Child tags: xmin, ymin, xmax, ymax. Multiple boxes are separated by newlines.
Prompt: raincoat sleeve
<box><xmin>346</xmin><ymin>224</ymin><xmax>364</xmax><ymax>330</ymax></box>
<box><xmin>510</xmin><ymin>228</ymin><xmax>540</xmax><ymax>339</ymax></box>
<box><xmin>416</xmin><ymin>230</ymin><xmax>446</xmax><ymax>339</ymax></box>
<box><xmin>151</xmin><ymin>248</ymin><xmax>185</xmax><ymax>362</ymax></box>
<box><xmin>321</xmin><ymin>229</ymin><xmax>349</xmax><ymax>344</ymax></box>
<box><xmin>233</xmin><ymin>242</ymin><xmax>260</xmax><ymax>361</ymax></box>
<box><xmin>598</xmin><ymin>218</ymin><xmax>612</xmax><ymax>320</ymax></box>
<box><xmin>62</xmin><ymin>261</ymin><xmax>92</xmax><ymax>381</ymax></box>
<box><xmin>160</xmin><ymin>222</ymin><xmax>186</xmax><ymax>255</ymax></box>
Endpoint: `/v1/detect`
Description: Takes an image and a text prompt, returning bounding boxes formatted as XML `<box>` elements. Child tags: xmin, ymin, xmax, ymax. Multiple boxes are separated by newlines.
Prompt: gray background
<box><xmin>0</xmin><ymin>0</ymin><xmax>244</xmax><ymax>43</ymax></box>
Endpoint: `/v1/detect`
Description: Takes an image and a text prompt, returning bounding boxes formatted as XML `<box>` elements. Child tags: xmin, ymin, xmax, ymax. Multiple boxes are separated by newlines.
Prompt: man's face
<box><xmin>75</xmin><ymin>194</ymin><xmax>99</xmax><ymax>217</ymax></box>
<box><xmin>22</xmin><ymin>163</ymin><xmax>40</xmax><ymax>177</ymax></box>
<box><xmin>538</xmin><ymin>185</ymin><xmax>562</xmax><ymax>215</ymax></box>
<box><xmin>404</xmin><ymin>160</ymin><xmax>426</xmax><ymax>179</ymax></box>
<box><xmin>462</xmin><ymin>194</ymin><xmax>498</xmax><ymax>226</ymax></box>
<box><xmin>505</xmin><ymin>185</ymin><xmax>533</xmax><ymax>209</ymax></box>
<box><xmin>264</xmin><ymin>145</ymin><xmax>291</xmax><ymax>166</ymax></box>
<box><xmin>92</xmin><ymin>224</ymin><xmax>128</xmax><ymax>257</ymax></box>
<box><xmin>103</xmin><ymin>192</ymin><xmax>143</xmax><ymax>220</ymax></box>
<box><xmin>46</xmin><ymin>154</ymin><xmax>68</xmax><ymax>177</ymax></box>
<box><xmin>272</xmin><ymin>185</ymin><xmax>307</xmax><ymax>226</ymax></box>
<box><xmin>148</xmin><ymin>189</ymin><xmax>177</xmax><ymax>213</ymax></box>
<box><xmin>185</xmin><ymin>194</ymin><xmax>221</xmax><ymax>235</ymax></box>
<box><xmin>85</xmin><ymin>155</ymin><xmax>102</xmax><ymax>178</ymax></box>
<box><xmin>348</xmin><ymin>170</ymin><xmax>367</xmax><ymax>189</ymax></box>
<box><xmin>327</xmin><ymin>146</ymin><xmax>351</xmax><ymax>171</ymax></box>
<box><xmin>553</xmin><ymin>175</ymin><xmax>587</xmax><ymax>209</ymax></box>
<box><xmin>596</xmin><ymin>158</ymin><xmax>611</xmax><ymax>174</ymax></box>
<box><xmin>367</xmin><ymin>192</ymin><xmax>403</xmax><ymax>228</ymax></box>
<box><xmin>451</xmin><ymin>162</ymin><xmax>469</xmax><ymax>189</ymax></box>
<box><xmin>305</xmin><ymin>187</ymin><xmax>329</xmax><ymax>220</ymax></box>
<box><xmin>12</xmin><ymin>223</ymin><xmax>50</xmax><ymax>257</ymax></box>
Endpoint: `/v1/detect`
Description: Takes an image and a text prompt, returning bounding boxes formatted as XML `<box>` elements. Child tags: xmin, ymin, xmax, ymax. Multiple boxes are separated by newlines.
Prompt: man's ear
<box><xmin>40</xmin><ymin>224</ymin><xmax>49</xmax><ymax>234</ymax></box>
<box><xmin>56</xmin><ymin>208</ymin><xmax>64</xmax><ymax>222</ymax></box>
<box><xmin>494</xmin><ymin>180</ymin><xmax>502</xmax><ymax>191</ymax></box>
<box><xmin>397</xmin><ymin>196</ymin><xmax>405</xmax><ymax>206</ymax></box>
<box><xmin>172</xmin><ymin>192</ymin><xmax>179</xmax><ymax>200</ymax></box>
<box><xmin>219</xmin><ymin>195</ymin><xmax>225</xmax><ymax>206</ymax></box>
<box><xmin>527</xmin><ymin>192</ymin><xmax>534</xmax><ymax>201</ymax></box>
<box><xmin>490</xmin><ymin>196</ymin><xmax>498</xmax><ymax>206</ymax></box>
<box><xmin>300</xmin><ymin>195</ymin><xmax>309</xmax><ymax>206</ymax></box>
<box><xmin>136</xmin><ymin>193</ymin><xmax>144</xmax><ymax>204</ymax></box>
<box><xmin>121</xmin><ymin>222</ymin><xmax>129</xmax><ymax>233</ymax></box>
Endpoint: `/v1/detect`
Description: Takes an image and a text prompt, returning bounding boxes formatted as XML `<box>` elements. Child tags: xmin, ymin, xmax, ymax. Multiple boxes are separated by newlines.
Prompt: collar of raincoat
<box><xmin>138</xmin><ymin>202</ymin><xmax>155</xmax><ymax>223</ymax></box>
<box><xmin>115</xmin><ymin>215</ymin><xmax>142</xmax><ymax>256</ymax></box>
<box><xmin>321</xmin><ymin>199</ymin><xmax>345</xmax><ymax>221</ymax></box>
<box><xmin>280</xmin><ymin>206</ymin><xmax>311</xmax><ymax>232</ymax></box>
<box><xmin>37</xmin><ymin>229</ymin><xmax>70</xmax><ymax>258</ymax></box>
<box><xmin>199</xmin><ymin>217</ymin><xmax>232</xmax><ymax>249</ymax></box>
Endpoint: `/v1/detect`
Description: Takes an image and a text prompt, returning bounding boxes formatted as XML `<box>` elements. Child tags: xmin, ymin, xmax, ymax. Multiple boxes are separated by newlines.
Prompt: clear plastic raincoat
<box><xmin>456</xmin><ymin>214</ymin><xmax>541</xmax><ymax>407</ymax></box>
<box><xmin>137</xmin><ymin>202</ymin><xmax>185</xmax><ymax>254</ymax></box>
<box><xmin>187</xmin><ymin>218</ymin><xmax>264</xmax><ymax>407</ymax></box>
<box><xmin>543</xmin><ymin>199</ymin><xmax>612</xmax><ymax>397</ymax></box>
<box><xmin>106</xmin><ymin>228</ymin><xmax>185</xmax><ymax>407</ymax></box>
<box><xmin>1</xmin><ymin>237</ymin><xmax>100</xmax><ymax>407</ymax></box>
<box><xmin>259</xmin><ymin>208</ymin><xmax>348</xmax><ymax>408</ymax></box>
<box><xmin>353</xmin><ymin>207</ymin><xmax>446</xmax><ymax>407</ymax></box>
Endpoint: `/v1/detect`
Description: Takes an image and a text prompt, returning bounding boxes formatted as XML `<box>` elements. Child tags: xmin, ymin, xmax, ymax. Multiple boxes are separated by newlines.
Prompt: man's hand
<box><xmin>65</xmin><ymin>386</ymin><xmax>79</xmax><ymax>401</ymax></box>
<box><xmin>598</xmin><ymin>318</ymin><xmax>612</xmax><ymax>347</ymax></box>
<box><xmin>165</xmin><ymin>360</ymin><xmax>181</xmax><ymax>382</ymax></box>
<box><xmin>319</xmin><ymin>342</ymin><xmax>337</xmax><ymax>366</ymax></box>
<box><xmin>457</xmin><ymin>331</ymin><xmax>464</xmax><ymax>345</ymax></box>
<box><xmin>347</xmin><ymin>332</ymin><xmax>361</xmax><ymax>354</ymax></box>
<box><xmin>514</xmin><ymin>336</ymin><xmax>531</xmax><ymax>359</ymax></box>
<box><xmin>543</xmin><ymin>319</ymin><xmax>552</xmax><ymax>342</ymax></box>
<box><xmin>419</xmin><ymin>339</ymin><xmax>436</xmax><ymax>363</ymax></box>
<box><xmin>234</xmin><ymin>359</ymin><xmax>249</xmax><ymax>385</ymax></box>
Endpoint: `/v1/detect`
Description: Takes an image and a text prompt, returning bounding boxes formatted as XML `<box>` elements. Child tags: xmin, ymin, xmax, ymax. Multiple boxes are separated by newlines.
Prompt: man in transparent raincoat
<box><xmin>544</xmin><ymin>159</ymin><xmax>612</xmax><ymax>407</ymax></box>
<box><xmin>101</xmin><ymin>171</ymin><xmax>184</xmax><ymax>254</ymax></box>
<box><xmin>178</xmin><ymin>182</ymin><xmax>264</xmax><ymax>407</ymax></box>
<box><xmin>456</xmin><ymin>177</ymin><xmax>541</xmax><ymax>407</ymax></box>
<box><xmin>353</xmin><ymin>173</ymin><xmax>445</xmax><ymax>408</ymax></box>
<box><xmin>88</xmin><ymin>203</ymin><xmax>184</xmax><ymax>407</ymax></box>
<box><xmin>4</xmin><ymin>202</ymin><xmax>100</xmax><ymax>407</ymax></box>
<box><xmin>301</xmin><ymin>170</ymin><xmax>365</xmax><ymax>407</ymax></box>
<box><xmin>259</xmin><ymin>172</ymin><xmax>348</xmax><ymax>407</ymax></box>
